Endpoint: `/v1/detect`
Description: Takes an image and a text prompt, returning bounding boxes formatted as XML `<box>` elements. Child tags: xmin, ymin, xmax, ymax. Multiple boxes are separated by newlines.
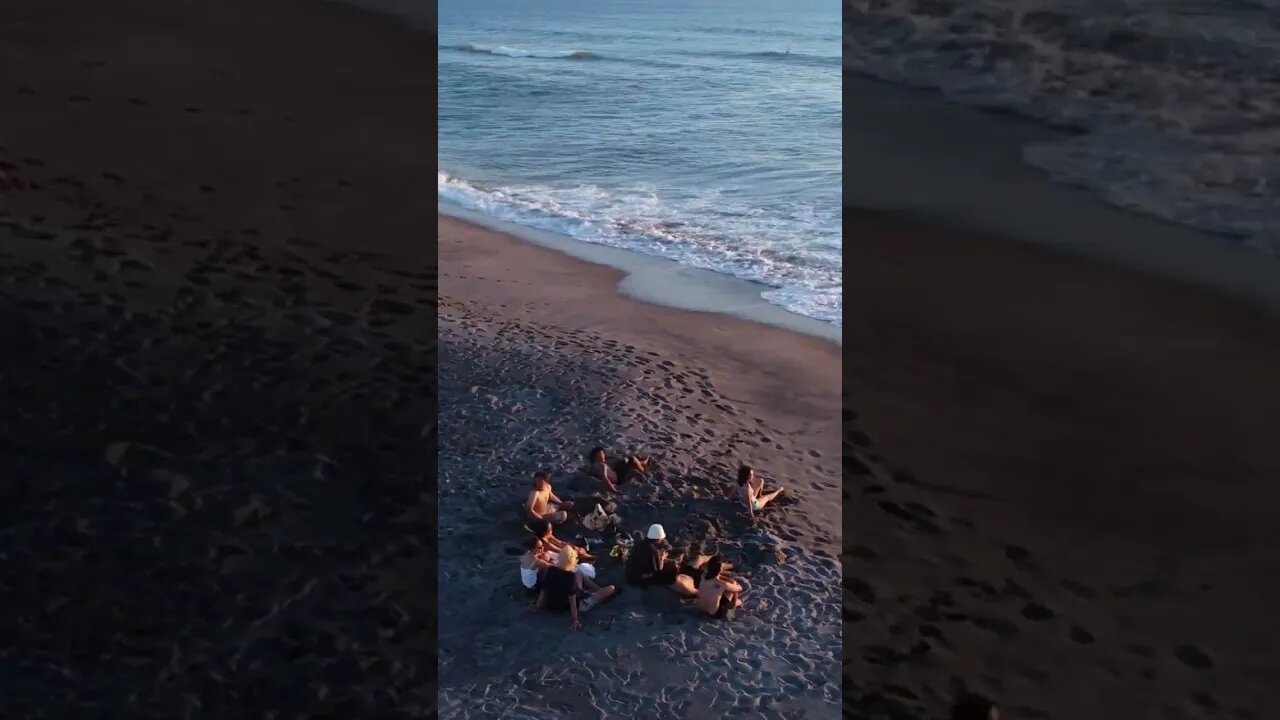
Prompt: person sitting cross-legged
<box><xmin>525</xmin><ymin>471</ymin><xmax>572</xmax><ymax>524</ymax></box>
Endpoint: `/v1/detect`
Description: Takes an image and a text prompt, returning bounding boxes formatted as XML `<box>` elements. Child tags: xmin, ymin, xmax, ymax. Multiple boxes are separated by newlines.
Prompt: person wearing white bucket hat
<box><xmin>624</xmin><ymin>523</ymin><xmax>698</xmax><ymax>596</ymax></box>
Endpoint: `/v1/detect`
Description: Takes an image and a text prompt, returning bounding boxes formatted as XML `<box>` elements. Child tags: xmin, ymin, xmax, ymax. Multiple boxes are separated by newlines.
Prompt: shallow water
<box><xmin>438</xmin><ymin>0</ymin><xmax>842</xmax><ymax>324</ymax></box>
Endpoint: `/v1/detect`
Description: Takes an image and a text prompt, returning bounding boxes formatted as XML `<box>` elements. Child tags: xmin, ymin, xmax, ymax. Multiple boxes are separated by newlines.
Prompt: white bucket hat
<box><xmin>646</xmin><ymin>523</ymin><xmax>666</xmax><ymax>541</ymax></box>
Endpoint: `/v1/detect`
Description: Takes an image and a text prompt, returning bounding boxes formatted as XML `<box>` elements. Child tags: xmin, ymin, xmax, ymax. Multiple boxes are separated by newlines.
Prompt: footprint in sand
<box><xmin>1069</xmin><ymin>625</ymin><xmax>1095</xmax><ymax>644</ymax></box>
<box><xmin>1173</xmin><ymin>644</ymin><xmax>1214</xmax><ymax>670</ymax></box>
<box><xmin>1019</xmin><ymin>602</ymin><xmax>1055</xmax><ymax>621</ymax></box>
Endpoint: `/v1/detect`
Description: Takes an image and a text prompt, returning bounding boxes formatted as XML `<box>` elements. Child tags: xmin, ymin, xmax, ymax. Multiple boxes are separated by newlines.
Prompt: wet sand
<box><xmin>438</xmin><ymin>214</ymin><xmax>842</xmax><ymax>717</ymax></box>
<box><xmin>1</xmin><ymin>0</ymin><xmax>432</xmax><ymax>716</ymax></box>
<box><xmin>843</xmin><ymin>208</ymin><xmax>1280</xmax><ymax>719</ymax></box>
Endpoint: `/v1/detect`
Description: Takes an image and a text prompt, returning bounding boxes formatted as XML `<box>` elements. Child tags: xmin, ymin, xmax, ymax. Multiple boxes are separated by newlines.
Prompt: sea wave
<box><xmin>438</xmin><ymin>171</ymin><xmax>842</xmax><ymax>324</ymax></box>
<box><xmin>441</xmin><ymin>43</ymin><xmax>603</xmax><ymax>60</ymax></box>
<box><xmin>696</xmin><ymin>49</ymin><xmax>842</xmax><ymax>67</ymax></box>
<box><xmin>441</xmin><ymin>42</ymin><xmax>839</xmax><ymax>69</ymax></box>
<box><xmin>845</xmin><ymin>0</ymin><xmax>1280</xmax><ymax>248</ymax></box>
<box><xmin>688</xmin><ymin>25</ymin><xmax>839</xmax><ymax>40</ymax></box>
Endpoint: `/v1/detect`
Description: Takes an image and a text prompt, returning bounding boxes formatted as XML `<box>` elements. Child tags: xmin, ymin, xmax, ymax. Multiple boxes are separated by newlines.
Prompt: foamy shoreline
<box><xmin>440</xmin><ymin>202</ymin><xmax>843</xmax><ymax>344</ymax></box>
<box><xmin>846</xmin><ymin>0</ymin><xmax>1280</xmax><ymax>244</ymax></box>
<box><xmin>847</xmin><ymin>74</ymin><xmax>1280</xmax><ymax>320</ymax></box>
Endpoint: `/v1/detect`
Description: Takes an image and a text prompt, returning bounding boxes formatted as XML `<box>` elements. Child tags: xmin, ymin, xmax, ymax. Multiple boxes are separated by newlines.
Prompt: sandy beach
<box><xmin>438</xmin><ymin>215</ymin><xmax>842</xmax><ymax>717</ymax></box>
<box><xmin>1</xmin><ymin>0</ymin><xmax>432</xmax><ymax>716</ymax></box>
<box><xmin>843</xmin><ymin>90</ymin><xmax>1280</xmax><ymax>717</ymax></box>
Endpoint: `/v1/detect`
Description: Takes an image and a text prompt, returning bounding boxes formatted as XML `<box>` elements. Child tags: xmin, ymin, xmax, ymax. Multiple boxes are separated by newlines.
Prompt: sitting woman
<box><xmin>521</xmin><ymin>535</ymin><xmax>597</xmax><ymax>594</ymax></box>
<box><xmin>727</xmin><ymin>465</ymin><xmax>783</xmax><ymax>521</ymax></box>
<box><xmin>519</xmin><ymin>537</ymin><xmax>555</xmax><ymax>594</ymax></box>
<box><xmin>695</xmin><ymin>555</ymin><xmax>744</xmax><ymax>619</ymax></box>
<box><xmin>537</xmin><ymin>546</ymin><xmax>618</xmax><ymax>631</ymax></box>
<box><xmin>531</xmin><ymin>519</ymin><xmax>595</xmax><ymax>563</ymax></box>
<box><xmin>624</xmin><ymin>524</ymin><xmax>698</xmax><ymax>597</ymax></box>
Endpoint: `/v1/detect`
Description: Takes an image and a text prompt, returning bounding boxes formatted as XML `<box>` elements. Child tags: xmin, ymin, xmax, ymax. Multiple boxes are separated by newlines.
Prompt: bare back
<box><xmin>696</xmin><ymin>577</ymin><xmax>726</xmax><ymax>615</ymax></box>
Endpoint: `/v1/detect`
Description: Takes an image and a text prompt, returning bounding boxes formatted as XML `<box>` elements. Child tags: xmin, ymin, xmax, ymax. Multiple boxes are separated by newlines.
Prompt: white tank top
<box><xmin>520</xmin><ymin>566</ymin><xmax>539</xmax><ymax>589</ymax></box>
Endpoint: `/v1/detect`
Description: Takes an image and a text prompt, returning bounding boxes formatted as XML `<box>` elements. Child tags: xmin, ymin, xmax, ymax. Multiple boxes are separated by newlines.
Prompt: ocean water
<box><xmin>438</xmin><ymin>0</ymin><xmax>842</xmax><ymax>324</ymax></box>
<box><xmin>846</xmin><ymin>0</ymin><xmax>1280</xmax><ymax>253</ymax></box>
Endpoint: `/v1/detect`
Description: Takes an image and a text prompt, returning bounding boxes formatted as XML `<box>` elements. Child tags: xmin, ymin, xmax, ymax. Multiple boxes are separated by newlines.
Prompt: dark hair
<box><xmin>704</xmin><ymin>555</ymin><xmax>723</xmax><ymax>580</ymax></box>
<box><xmin>686</xmin><ymin>540</ymin><xmax>702</xmax><ymax>557</ymax></box>
<box><xmin>951</xmin><ymin>693</ymin><xmax>995</xmax><ymax>720</ymax></box>
<box><xmin>589</xmin><ymin>447</ymin><xmax>605</xmax><ymax>461</ymax></box>
<box><xmin>737</xmin><ymin>465</ymin><xmax>752</xmax><ymax>486</ymax></box>
<box><xmin>532</xmin><ymin>520</ymin><xmax>552</xmax><ymax>538</ymax></box>
<box><xmin>533</xmin><ymin>471</ymin><xmax>549</xmax><ymax>484</ymax></box>
<box><xmin>530</xmin><ymin>536</ymin><xmax>543</xmax><ymax>551</ymax></box>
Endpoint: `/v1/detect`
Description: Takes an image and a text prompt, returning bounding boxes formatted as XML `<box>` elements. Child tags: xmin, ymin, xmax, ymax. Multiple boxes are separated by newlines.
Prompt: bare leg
<box><xmin>755</xmin><ymin>487</ymin><xmax>785</xmax><ymax>511</ymax></box>
<box><xmin>579</xmin><ymin>585</ymin><xmax>616</xmax><ymax>612</ymax></box>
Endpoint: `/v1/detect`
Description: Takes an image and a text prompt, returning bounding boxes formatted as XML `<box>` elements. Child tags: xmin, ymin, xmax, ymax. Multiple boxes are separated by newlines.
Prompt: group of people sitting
<box><xmin>623</xmin><ymin>523</ymin><xmax>745</xmax><ymax>619</ymax></box>
<box><xmin>519</xmin><ymin>525</ymin><xmax>617</xmax><ymax>632</ymax></box>
<box><xmin>517</xmin><ymin>448</ymin><xmax>786</xmax><ymax>630</ymax></box>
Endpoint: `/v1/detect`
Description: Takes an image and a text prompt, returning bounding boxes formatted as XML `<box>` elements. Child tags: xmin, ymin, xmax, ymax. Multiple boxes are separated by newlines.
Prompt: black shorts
<box><xmin>682</xmin><ymin>565</ymin><xmax>703</xmax><ymax>588</ymax></box>
<box><xmin>653</xmin><ymin>562</ymin><xmax>678</xmax><ymax>586</ymax></box>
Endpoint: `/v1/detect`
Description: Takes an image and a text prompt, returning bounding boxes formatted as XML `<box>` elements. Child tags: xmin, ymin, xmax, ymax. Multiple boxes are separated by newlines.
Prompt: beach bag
<box><xmin>582</xmin><ymin>503</ymin><xmax>621</xmax><ymax>532</ymax></box>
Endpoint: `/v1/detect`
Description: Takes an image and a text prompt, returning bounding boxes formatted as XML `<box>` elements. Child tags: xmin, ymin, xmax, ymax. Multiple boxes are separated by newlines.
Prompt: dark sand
<box><xmin>843</xmin><ymin>206</ymin><xmax>1280</xmax><ymax>719</ymax></box>
<box><xmin>438</xmin><ymin>215</ymin><xmax>842</xmax><ymax>718</ymax></box>
<box><xmin>1</xmin><ymin>0</ymin><xmax>432</xmax><ymax>716</ymax></box>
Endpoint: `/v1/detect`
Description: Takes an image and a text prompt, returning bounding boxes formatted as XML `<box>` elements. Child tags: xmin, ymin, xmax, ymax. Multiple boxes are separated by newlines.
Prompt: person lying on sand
<box><xmin>728</xmin><ymin>465</ymin><xmax>783</xmax><ymax>521</ymax></box>
<box><xmin>587</xmin><ymin>447</ymin><xmax>621</xmax><ymax>493</ymax></box>
<box><xmin>526</xmin><ymin>471</ymin><xmax>572</xmax><ymax>524</ymax></box>
<box><xmin>624</xmin><ymin>524</ymin><xmax>698</xmax><ymax>597</ymax></box>
<box><xmin>587</xmin><ymin>448</ymin><xmax>650</xmax><ymax>493</ymax></box>
<box><xmin>536</xmin><ymin>546</ymin><xmax>618</xmax><ymax>631</ymax></box>
<box><xmin>695</xmin><ymin>555</ymin><xmax>743</xmax><ymax>619</ymax></box>
<box><xmin>531</xmin><ymin>519</ymin><xmax>595</xmax><ymax>562</ymax></box>
<box><xmin>521</xmin><ymin>536</ymin><xmax>599</xmax><ymax>595</ymax></box>
<box><xmin>613</xmin><ymin>454</ymin><xmax>649</xmax><ymax>485</ymax></box>
<box><xmin>951</xmin><ymin>693</ymin><xmax>999</xmax><ymax>720</ymax></box>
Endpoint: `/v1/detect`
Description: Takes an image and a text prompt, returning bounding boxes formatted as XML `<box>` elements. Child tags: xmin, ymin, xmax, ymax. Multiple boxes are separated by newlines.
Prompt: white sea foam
<box><xmin>442</xmin><ymin>43</ymin><xmax>603</xmax><ymax>60</ymax></box>
<box><xmin>846</xmin><ymin>0</ymin><xmax>1280</xmax><ymax>249</ymax></box>
<box><xmin>439</xmin><ymin>172</ymin><xmax>843</xmax><ymax>324</ymax></box>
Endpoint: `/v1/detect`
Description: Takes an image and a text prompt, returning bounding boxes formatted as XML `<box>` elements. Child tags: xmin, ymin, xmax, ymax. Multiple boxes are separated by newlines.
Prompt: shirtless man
<box><xmin>695</xmin><ymin>556</ymin><xmax>743</xmax><ymax>618</ymax></box>
<box><xmin>587</xmin><ymin>447</ymin><xmax>620</xmax><ymax>493</ymax></box>
<box><xmin>526</xmin><ymin>471</ymin><xmax>571</xmax><ymax>524</ymax></box>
